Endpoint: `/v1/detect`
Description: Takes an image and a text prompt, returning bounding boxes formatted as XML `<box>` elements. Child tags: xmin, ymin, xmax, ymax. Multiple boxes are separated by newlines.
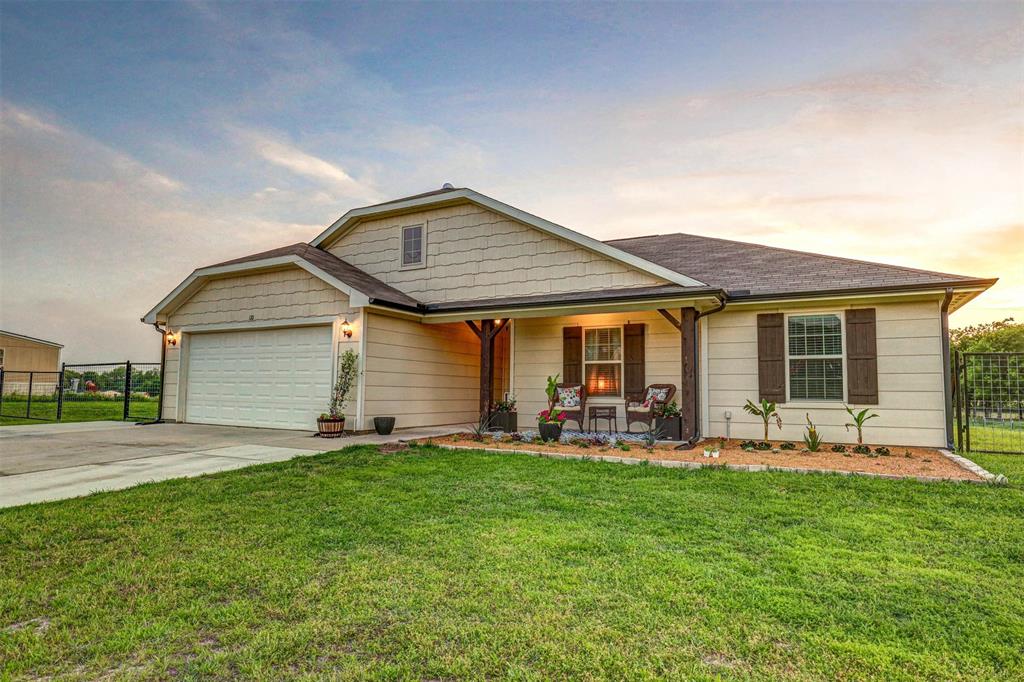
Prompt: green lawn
<box><xmin>2</xmin><ymin>446</ymin><xmax>1022</xmax><ymax>680</ymax></box>
<box><xmin>0</xmin><ymin>398</ymin><xmax>157</xmax><ymax>426</ymax></box>
<box><xmin>956</xmin><ymin>421</ymin><xmax>1024</xmax><ymax>455</ymax></box>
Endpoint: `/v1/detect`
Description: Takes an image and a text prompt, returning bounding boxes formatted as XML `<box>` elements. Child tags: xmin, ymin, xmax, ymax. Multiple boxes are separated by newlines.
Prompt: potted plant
<box><xmin>318</xmin><ymin>349</ymin><xmax>359</xmax><ymax>438</ymax></box>
<box><xmin>490</xmin><ymin>396</ymin><xmax>518</xmax><ymax>433</ymax></box>
<box><xmin>655</xmin><ymin>399</ymin><xmax>682</xmax><ymax>440</ymax></box>
<box><xmin>537</xmin><ymin>407</ymin><xmax>566</xmax><ymax>442</ymax></box>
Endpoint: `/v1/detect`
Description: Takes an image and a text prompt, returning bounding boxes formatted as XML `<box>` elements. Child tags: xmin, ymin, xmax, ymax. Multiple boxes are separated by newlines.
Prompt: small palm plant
<box><xmin>803</xmin><ymin>413</ymin><xmax>823</xmax><ymax>452</ymax></box>
<box><xmin>743</xmin><ymin>398</ymin><xmax>782</xmax><ymax>442</ymax></box>
<box><xmin>843</xmin><ymin>405</ymin><xmax>878</xmax><ymax>445</ymax></box>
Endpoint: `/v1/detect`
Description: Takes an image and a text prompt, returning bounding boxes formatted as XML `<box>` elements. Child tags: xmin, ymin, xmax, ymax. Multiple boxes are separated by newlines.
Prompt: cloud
<box><xmin>232</xmin><ymin>127</ymin><xmax>383</xmax><ymax>202</ymax></box>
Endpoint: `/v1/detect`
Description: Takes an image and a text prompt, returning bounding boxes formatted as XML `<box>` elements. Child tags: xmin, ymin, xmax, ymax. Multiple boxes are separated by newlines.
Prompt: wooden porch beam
<box><xmin>465</xmin><ymin>320</ymin><xmax>482</xmax><ymax>339</ymax></box>
<box><xmin>657</xmin><ymin>308</ymin><xmax>682</xmax><ymax>330</ymax></box>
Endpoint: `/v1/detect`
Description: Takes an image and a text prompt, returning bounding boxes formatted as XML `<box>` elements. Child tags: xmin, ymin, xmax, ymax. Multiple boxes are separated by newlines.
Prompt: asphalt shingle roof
<box><xmin>605</xmin><ymin>233</ymin><xmax>993</xmax><ymax>298</ymax></box>
<box><xmin>207</xmin><ymin>243</ymin><xmax>422</xmax><ymax>309</ymax></box>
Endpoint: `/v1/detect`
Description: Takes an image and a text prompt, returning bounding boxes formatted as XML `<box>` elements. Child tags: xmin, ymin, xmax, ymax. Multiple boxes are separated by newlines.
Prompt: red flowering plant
<box><xmin>537</xmin><ymin>407</ymin><xmax>567</xmax><ymax>425</ymax></box>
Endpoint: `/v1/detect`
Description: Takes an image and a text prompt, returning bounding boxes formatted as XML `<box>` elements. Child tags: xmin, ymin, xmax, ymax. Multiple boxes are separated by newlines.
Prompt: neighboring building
<box><xmin>143</xmin><ymin>187</ymin><xmax>996</xmax><ymax>446</ymax></box>
<box><xmin>0</xmin><ymin>330</ymin><xmax>63</xmax><ymax>373</ymax></box>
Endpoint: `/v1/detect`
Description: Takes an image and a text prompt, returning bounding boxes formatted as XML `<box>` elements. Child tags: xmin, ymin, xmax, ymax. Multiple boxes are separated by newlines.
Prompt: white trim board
<box><xmin>142</xmin><ymin>255</ymin><xmax>371</xmax><ymax>324</ymax></box>
<box><xmin>310</xmin><ymin>188</ymin><xmax>706</xmax><ymax>289</ymax></box>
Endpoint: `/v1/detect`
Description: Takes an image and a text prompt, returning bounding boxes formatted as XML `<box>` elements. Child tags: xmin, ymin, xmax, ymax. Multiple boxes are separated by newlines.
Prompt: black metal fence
<box><xmin>0</xmin><ymin>362</ymin><xmax>161</xmax><ymax>424</ymax></box>
<box><xmin>954</xmin><ymin>352</ymin><xmax>1023</xmax><ymax>455</ymax></box>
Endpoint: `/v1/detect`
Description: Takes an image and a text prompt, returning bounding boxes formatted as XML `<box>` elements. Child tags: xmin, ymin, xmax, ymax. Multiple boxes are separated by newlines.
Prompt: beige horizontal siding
<box><xmin>513</xmin><ymin>311</ymin><xmax>682</xmax><ymax>431</ymax></box>
<box><xmin>160</xmin><ymin>266</ymin><xmax>356</xmax><ymax>423</ymax></box>
<box><xmin>327</xmin><ymin>204</ymin><xmax>665</xmax><ymax>304</ymax></box>
<box><xmin>705</xmin><ymin>300</ymin><xmax>946</xmax><ymax>447</ymax></box>
<box><xmin>362</xmin><ymin>312</ymin><xmax>480</xmax><ymax>429</ymax></box>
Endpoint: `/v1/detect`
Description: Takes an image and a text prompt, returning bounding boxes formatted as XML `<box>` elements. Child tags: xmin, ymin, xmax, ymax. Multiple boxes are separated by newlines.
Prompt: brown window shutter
<box><xmin>562</xmin><ymin>327</ymin><xmax>582</xmax><ymax>384</ymax></box>
<box><xmin>757</xmin><ymin>313</ymin><xmax>786</xmax><ymax>403</ymax></box>
<box><xmin>623</xmin><ymin>323</ymin><xmax>646</xmax><ymax>400</ymax></box>
<box><xmin>846</xmin><ymin>308</ymin><xmax>878</xmax><ymax>404</ymax></box>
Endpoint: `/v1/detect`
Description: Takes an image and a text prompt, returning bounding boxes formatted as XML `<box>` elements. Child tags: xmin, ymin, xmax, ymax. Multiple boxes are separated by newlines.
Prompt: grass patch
<box><xmin>0</xmin><ymin>398</ymin><xmax>157</xmax><ymax>426</ymax></box>
<box><xmin>2</xmin><ymin>445</ymin><xmax>1022</xmax><ymax>680</ymax></box>
<box><xmin>968</xmin><ymin>452</ymin><xmax>1024</xmax><ymax>486</ymax></box>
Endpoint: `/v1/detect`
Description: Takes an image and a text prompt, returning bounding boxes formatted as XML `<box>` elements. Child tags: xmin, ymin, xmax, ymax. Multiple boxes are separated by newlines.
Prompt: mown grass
<box><xmin>0</xmin><ymin>398</ymin><xmax>157</xmax><ymax>426</ymax></box>
<box><xmin>1</xmin><ymin>446</ymin><xmax>1022</xmax><ymax>680</ymax></box>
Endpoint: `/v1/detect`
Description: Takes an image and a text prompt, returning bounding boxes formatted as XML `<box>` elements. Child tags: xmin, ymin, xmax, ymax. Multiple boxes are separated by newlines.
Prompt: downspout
<box><xmin>677</xmin><ymin>296</ymin><xmax>727</xmax><ymax>450</ymax></box>
<box><xmin>148</xmin><ymin>321</ymin><xmax>168</xmax><ymax>424</ymax></box>
<box><xmin>940</xmin><ymin>288</ymin><xmax>955</xmax><ymax>450</ymax></box>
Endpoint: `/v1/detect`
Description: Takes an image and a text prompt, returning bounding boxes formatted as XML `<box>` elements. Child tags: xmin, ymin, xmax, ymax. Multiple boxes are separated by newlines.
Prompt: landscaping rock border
<box><xmin>433</xmin><ymin>443</ymin><xmax>994</xmax><ymax>484</ymax></box>
<box><xmin>938</xmin><ymin>449</ymin><xmax>1006</xmax><ymax>484</ymax></box>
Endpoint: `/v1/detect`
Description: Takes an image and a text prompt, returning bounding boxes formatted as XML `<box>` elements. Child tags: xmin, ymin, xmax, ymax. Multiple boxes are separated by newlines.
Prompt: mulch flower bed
<box><xmin>417</xmin><ymin>434</ymin><xmax>982</xmax><ymax>482</ymax></box>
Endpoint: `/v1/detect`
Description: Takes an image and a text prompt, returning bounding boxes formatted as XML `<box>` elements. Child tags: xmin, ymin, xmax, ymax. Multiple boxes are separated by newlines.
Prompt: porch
<box><xmin>459</xmin><ymin>306</ymin><xmax>706</xmax><ymax>440</ymax></box>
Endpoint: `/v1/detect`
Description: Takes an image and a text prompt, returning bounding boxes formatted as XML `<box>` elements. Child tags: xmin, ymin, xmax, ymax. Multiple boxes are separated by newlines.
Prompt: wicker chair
<box><xmin>625</xmin><ymin>384</ymin><xmax>677</xmax><ymax>432</ymax></box>
<box><xmin>549</xmin><ymin>383</ymin><xmax>587</xmax><ymax>430</ymax></box>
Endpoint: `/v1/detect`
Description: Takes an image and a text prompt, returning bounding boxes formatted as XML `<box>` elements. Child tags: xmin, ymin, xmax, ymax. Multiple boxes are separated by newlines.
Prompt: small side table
<box><xmin>588</xmin><ymin>405</ymin><xmax>618</xmax><ymax>433</ymax></box>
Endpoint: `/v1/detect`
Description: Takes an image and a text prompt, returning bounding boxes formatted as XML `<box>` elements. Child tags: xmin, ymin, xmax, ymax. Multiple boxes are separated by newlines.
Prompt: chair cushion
<box><xmin>630</xmin><ymin>403</ymin><xmax>652</xmax><ymax>413</ymax></box>
<box><xmin>645</xmin><ymin>387</ymin><xmax>670</xmax><ymax>403</ymax></box>
<box><xmin>556</xmin><ymin>386</ymin><xmax>581</xmax><ymax>408</ymax></box>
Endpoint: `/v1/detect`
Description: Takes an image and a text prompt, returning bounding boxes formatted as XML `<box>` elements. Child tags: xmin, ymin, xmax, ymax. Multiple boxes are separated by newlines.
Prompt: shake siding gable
<box><xmin>326</xmin><ymin>204</ymin><xmax>666</xmax><ymax>304</ymax></box>
<box><xmin>706</xmin><ymin>300</ymin><xmax>947</xmax><ymax>446</ymax></box>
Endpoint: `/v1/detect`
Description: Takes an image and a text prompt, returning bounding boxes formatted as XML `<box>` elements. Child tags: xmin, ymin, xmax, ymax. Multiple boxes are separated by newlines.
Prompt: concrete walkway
<box><xmin>0</xmin><ymin>421</ymin><xmax>462</xmax><ymax>509</ymax></box>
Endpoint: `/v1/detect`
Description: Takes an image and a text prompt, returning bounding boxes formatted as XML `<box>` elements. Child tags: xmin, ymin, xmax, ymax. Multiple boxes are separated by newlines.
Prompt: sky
<box><xmin>1</xmin><ymin>1</ymin><xmax>1021</xmax><ymax>362</ymax></box>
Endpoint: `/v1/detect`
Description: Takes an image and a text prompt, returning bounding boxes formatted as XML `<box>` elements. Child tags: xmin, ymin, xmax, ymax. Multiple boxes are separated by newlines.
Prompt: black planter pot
<box><xmin>373</xmin><ymin>416</ymin><xmax>396</xmax><ymax>435</ymax></box>
<box><xmin>538</xmin><ymin>422</ymin><xmax>563</xmax><ymax>442</ymax></box>
<box><xmin>655</xmin><ymin>416</ymin><xmax>682</xmax><ymax>441</ymax></box>
<box><xmin>489</xmin><ymin>411</ymin><xmax>518</xmax><ymax>433</ymax></box>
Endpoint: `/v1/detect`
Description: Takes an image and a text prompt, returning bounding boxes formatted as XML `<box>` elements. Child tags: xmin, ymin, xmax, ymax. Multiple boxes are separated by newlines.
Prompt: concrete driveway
<box><xmin>0</xmin><ymin>421</ymin><xmax>460</xmax><ymax>509</ymax></box>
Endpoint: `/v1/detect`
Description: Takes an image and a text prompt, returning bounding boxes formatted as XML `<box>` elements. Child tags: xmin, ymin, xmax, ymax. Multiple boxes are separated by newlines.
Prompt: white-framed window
<box><xmin>0</xmin><ymin>348</ymin><xmax>4</xmax><ymax>369</ymax></box>
<box><xmin>400</xmin><ymin>224</ymin><xmax>425</xmax><ymax>268</ymax></box>
<box><xmin>786</xmin><ymin>312</ymin><xmax>844</xmax><ymax>401</ymax></box>
<box><xmin>584</xmin><ymin>326</ymin><xmax>622</xmax><ymax>397</ymax></box>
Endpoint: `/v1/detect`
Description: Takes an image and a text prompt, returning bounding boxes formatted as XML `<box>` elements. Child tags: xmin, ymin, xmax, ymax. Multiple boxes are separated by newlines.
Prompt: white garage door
<box><xmin>186</xmin><ymin>326</ymin><xmax>333</xmax><ymax>430</ymax></box>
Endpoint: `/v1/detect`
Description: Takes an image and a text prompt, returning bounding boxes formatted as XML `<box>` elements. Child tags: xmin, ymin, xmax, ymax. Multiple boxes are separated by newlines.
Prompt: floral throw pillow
<box><xmin>557</xmin><ymin>386</ymin><xmax>581</xmax><ymax>408</ymax></box>
<box><xmin>645</xmin><ymin>387</ymin><xmax>669</xmax><ymax>404</ymax></box>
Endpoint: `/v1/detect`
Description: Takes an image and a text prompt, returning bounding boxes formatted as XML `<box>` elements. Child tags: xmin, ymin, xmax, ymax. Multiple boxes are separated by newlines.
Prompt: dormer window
<box><xmin>401</xmin><ymin>224</ymin><xmax>425</xmax><ymax>268</ymax></box>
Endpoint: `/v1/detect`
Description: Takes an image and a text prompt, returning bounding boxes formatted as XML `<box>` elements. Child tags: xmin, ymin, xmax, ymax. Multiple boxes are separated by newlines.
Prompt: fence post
<box><xmin>27</xmin><ymin>371</ymin><xmax>34</xmax><ymax>420</ymax></box>
<box><xmin>123</xmin><ymin>361</ymin><xmax>132</xmax><ymax>421</ymax></box>
<box><xmin>57</xmin><ymin>362</ymin><xmax>66</xmax><ymax>421</ymax></box>
<box><xmin>0</xmin><ymin>369</ymin><xmax>4</xmax><ymax>417</ymax></box>
<box><xmin>953</xmin><ymin>352</ymin><xmax>961</xmax><ymax>451</ymax></box>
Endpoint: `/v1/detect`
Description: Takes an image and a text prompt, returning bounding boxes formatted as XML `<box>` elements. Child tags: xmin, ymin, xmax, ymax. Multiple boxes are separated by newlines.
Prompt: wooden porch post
<box><xmin>479</xmin><ymin>319</ymin><xmax>494</xmax><ymax>417</ymax></box>
<box><xmin>466</xmin><ymin>319</ymin><xmax>510</xmax><ymax>421</ymax></box>
<box><xmin>679</xmin><ymin>307</ymin><xmax>698</xmax><ymax>441</ymax></box>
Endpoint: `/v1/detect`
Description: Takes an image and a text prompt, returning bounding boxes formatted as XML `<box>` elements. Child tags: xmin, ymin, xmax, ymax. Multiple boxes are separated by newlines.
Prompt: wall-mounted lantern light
<box><xmin>341</xmin><ymin>319</ymin><xmax>353</xmax><ymax>338</ymax></box>
<box><xmin>166</xmin><ymin>331</ymin><xmax>178</xmax><ymax>347</ymax></box>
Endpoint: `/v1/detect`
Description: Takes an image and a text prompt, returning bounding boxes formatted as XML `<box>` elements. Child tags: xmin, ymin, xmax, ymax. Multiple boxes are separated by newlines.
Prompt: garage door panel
<box><xmin>186</xmin><ymin>326</ymin><xmax>333</xmax><ymax>430</ymax></box>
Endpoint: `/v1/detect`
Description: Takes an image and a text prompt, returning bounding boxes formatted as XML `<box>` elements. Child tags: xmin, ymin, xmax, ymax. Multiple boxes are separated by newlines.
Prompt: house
<box><xmin>142</xmin><ymin>187</ymin><xmax>996</xmax><ymax>447</ymax></box>
<box><xmin>0</xmin><ymin>330</ymin><xmax>63</xmax><ymax>373</ymax></box>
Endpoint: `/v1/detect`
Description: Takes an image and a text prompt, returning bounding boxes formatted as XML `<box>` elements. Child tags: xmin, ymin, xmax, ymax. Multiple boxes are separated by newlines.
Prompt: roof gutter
<box><xmin>724</xmin><ymin>279</ymin><xmax>997</xmax><ymax>304</ymax></box>
<box><xmin>940</xmin><ymin>288</ymin><xmax>955</xmax><ymax>450</ymax></box>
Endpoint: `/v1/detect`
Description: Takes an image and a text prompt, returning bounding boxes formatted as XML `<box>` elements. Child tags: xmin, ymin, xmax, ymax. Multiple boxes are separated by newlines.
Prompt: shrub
<box><xmin>831</xmin><ymin>444</ymin><xmax>847</xmax><ymax>453</ymax></box>
<box><xmin>779</xmin><ymin>441</ymin><xmax>796</xmax><ymax>450</ymax></box>
<box><xmin>740</xmin><ymin>440</ymin><xmax>756</xmax><ymax>451</ymax></box>
<box><xmin>843</xmin><ymin>405</ymin><xmax>879</xmax><ymax>445</ymax></box>
<box><xmin>753</xmin><ymin>441</ymin><xmax>773</xmax><ymax>451</ymax></box>
<box><xmin>874</xmin><ymin>446</ymin><xmax>891</xmax><ymax>456</ymax></box>
<box><xmin>852</xmin><ymin>445</ymin><xmax>871</xmax><ymax>455</ymax></box>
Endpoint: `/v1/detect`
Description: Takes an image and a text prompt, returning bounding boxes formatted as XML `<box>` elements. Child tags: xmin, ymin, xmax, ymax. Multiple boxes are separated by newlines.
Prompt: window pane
<box><xmin>585</xmin><ymin>328</ymin><xmax>621</xmax><ymax>361</ymax></box>
<box><xmin>789</xmin><ymin>358</ymin><xmax>843</xmax><ymax>400</ymax></box>
<box><xmin>788</xmin><ymin>314</ymin><xmax>841</xmax><ymax>357</ymax></box>
<box><xmin>402</xmin><ymin>225</ymin><xmax>422</xmax><ymax>265</ymax></box>
<box><xmin>586</xmin><ymin>363</ymin><xmax>621</xmax><ymax>396</ymax></box>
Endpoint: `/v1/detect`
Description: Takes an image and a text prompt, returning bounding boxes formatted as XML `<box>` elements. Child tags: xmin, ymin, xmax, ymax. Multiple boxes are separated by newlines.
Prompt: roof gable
<box><xmin>311</xmin><ymin>187</ymin><xmax>705</xmax><ymax>289</ymax></box>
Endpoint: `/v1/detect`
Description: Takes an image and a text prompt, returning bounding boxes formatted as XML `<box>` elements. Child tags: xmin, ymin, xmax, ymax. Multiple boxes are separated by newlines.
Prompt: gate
<box><xmin>0</xmin><ymin>361</ymin><xmax>161</xmax><ymax>424</ymax></box>
<box><xmin>954</xmin><ymin>352</ymin><xmax>1023</xmax><ymax>454</ymax></box>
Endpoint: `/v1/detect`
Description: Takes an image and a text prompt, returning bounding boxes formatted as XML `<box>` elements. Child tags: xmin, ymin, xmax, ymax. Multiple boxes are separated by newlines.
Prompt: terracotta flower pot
<box><xmin>538</xmin><ymin>422</ymin><xmax>562</xmax><ymax>442</ymax></box>
<box><xmin>317</xmin><ymin>416</ymin><xmax>345</xmax><ymax>438</ymax></box>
